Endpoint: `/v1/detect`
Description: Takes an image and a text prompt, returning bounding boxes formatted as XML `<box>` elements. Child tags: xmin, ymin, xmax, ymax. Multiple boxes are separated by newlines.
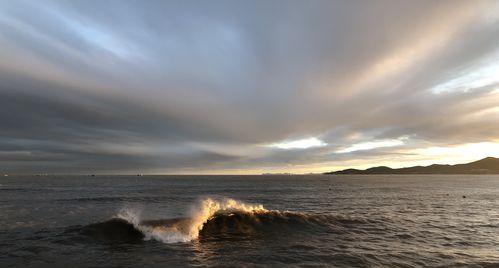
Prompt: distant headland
<box><xmin>325</xmin><ymin>157</ymin><xmax>499</xmax><ymax>175</ymax></box>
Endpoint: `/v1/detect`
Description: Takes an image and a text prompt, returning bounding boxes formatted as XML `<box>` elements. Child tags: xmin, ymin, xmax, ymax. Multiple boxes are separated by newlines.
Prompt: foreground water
<box><xmin>1</xmin><ymin>175</ymin><xmax>499</xmax><ymax>267</ymax></box>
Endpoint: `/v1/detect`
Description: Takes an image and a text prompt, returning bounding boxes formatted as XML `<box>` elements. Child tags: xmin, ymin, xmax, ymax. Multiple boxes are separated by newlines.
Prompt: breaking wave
<box><xmin>116</xmin><ymin>198</ymin><xmax>267</xmax><ymax>243</ymax></box>
<box><xmin>79</xmin><ymin>198</ymin><xmax>369</xmax><ymax>244</ymax></box>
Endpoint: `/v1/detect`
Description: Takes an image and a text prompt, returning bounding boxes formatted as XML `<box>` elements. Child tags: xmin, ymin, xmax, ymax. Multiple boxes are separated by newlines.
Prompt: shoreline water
<box><xmin>2</xmin><ymin>175</ymin><xmax>499</xmax><ymax>267</ymax></box>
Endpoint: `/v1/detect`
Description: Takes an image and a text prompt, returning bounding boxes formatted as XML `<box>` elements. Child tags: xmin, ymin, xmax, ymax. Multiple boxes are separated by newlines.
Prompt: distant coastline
<box><xmin>325</xmin><ymin>157</ymin><xmax>499</xmax><ymax>175</ymax></box>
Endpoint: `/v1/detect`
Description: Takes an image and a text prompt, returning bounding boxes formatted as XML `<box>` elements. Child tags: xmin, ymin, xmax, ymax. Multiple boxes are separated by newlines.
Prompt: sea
<box><xmin>1</xmin><ymin>175</ymin><xmax>499</xmax><ymax>267</ymax></box>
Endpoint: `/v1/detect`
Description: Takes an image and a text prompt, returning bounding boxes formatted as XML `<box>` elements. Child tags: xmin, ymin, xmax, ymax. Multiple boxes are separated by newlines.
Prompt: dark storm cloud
<box><xmin>0</xmin><ymin>0</ymin><xmax>498</xmax><ymax>173</ymax></box>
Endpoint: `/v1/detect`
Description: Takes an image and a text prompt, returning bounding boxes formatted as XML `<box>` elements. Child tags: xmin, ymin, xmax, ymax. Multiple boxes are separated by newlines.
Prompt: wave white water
<box><xmin>117</xmin><ymin>198</ymin><xmax>267</xmax><ymax>243</ymax></box>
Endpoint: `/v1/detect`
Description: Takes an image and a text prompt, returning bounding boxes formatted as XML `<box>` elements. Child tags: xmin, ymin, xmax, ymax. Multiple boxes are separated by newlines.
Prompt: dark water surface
<box><xmin>1</xmin><ymin>175</ymin><xmax>499</xmax><ymax>267</ymax></box>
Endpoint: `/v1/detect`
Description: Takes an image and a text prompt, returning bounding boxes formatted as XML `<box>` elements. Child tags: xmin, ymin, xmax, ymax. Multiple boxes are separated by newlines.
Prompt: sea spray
<box><xmin>116</xmin><ymin>207</ymin><xmax>142</xmax><ymax>226</ymax></box>
<box><xmin>117</xmin><ymin>206</ymin><xmax>192</xmax><ymax>243</ymax></box>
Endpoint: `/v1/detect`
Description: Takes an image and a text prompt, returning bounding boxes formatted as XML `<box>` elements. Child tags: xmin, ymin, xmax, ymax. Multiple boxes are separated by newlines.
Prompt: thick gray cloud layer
<box><xmin>0</xmin><ymin>0</ymin><xmax>498</xmax><ymax>174</ymax></box>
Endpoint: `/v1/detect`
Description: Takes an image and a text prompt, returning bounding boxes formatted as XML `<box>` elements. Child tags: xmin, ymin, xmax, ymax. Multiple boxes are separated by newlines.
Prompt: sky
<box><xmin>0</xmin><ymin>0</ymin><xmax>498</xmax><ymax>174</ymax></box>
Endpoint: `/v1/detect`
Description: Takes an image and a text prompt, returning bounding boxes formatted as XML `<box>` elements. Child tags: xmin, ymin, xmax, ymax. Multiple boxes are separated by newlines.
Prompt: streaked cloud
<box><xmin>0</xmin><ymin>0</ymin><xmax>498</xmax><ymax>174</ymax></box>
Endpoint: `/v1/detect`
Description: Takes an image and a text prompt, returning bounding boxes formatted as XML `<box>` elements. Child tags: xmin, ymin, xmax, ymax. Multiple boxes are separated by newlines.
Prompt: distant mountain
<box><xmin>325</xmin><ymin>157</ymin><xmax>499</xmax><ymax>175</ymax></box>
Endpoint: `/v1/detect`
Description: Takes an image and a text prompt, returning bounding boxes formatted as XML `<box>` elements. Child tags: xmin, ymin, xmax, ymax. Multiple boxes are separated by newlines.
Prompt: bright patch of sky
<box><xmin>336</xmin><ymin>138</ymin><xmax>406</xmax><ymax>153</ymax></box>
<box><xmin>432</xmin><ymin>51</ymin><xmax>499</xmax><ymax>94</ymax></box>
<box><xmin>269</xmin><ymin>137</ymin><xmax>327</xmax><ymax>150</ymax></box>
<box><xmin>57</xmin><ymin>16</ymin><xmax>136</xmax><ymax>59</ymax></box>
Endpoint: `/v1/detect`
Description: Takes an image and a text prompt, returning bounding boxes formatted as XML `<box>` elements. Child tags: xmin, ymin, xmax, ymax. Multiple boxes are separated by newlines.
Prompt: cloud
<box><xmin>0</xmin><ymin>0</ymin><xmax>498</xmax><ymax>173</ymax></box>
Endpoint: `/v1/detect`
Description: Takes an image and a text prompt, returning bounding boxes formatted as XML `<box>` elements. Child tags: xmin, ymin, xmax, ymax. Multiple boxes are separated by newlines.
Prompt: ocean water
<box><xmin>1</xmin><ymin>175</ymin><xmax>499</xmax><ymax>267</ymax></box>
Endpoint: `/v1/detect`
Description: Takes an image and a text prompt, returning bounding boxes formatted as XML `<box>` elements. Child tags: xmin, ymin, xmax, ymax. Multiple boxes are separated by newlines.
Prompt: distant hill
<box><xmin>325</xmin><ymin>157</ymin><xmax>499</xmax><ymax>175</ymax></box>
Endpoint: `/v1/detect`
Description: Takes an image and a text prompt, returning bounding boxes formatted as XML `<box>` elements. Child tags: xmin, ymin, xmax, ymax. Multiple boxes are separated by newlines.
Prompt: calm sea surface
<box><xmin>1</xmin><ymin>175</ymin><xmax>499</xmax><ymax>267</ymax></box>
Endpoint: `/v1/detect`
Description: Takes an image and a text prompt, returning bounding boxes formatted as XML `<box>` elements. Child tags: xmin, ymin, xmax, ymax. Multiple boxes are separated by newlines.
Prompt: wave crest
<box><xmin>79</xmin><ymin>198</ymin><xmax>372</xmax><ymax>244</ymax></box>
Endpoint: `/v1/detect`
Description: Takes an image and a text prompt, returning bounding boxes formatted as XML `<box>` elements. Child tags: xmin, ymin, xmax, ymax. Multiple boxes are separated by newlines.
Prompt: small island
<box><xmin>325</xmin><ymin>157</ymin><xmax>499</xmax><ymax>175</ymax></box>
